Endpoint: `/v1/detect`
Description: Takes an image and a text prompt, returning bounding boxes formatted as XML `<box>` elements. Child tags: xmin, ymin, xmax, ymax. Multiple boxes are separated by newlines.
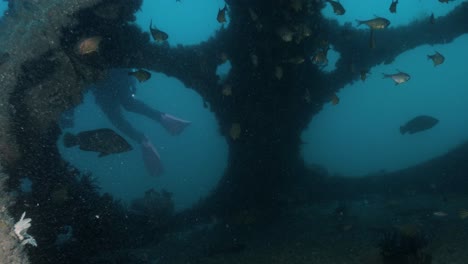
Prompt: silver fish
<box><xmin>382</xmin><ymin>70</ymin><xmax>410</xmax><ymax>85</ymax></box>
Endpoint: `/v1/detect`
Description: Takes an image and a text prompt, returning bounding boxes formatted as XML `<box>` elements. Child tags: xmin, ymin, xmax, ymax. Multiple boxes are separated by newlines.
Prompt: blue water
<box><xmin>303</xmin><ymin>1</ymin><xmax>468</xmax><ymax>176</ymax></box>
<box><xmin>0</xmin><ymin>2</ymin><xmax>7</xmax><ymax>16</ymax></box>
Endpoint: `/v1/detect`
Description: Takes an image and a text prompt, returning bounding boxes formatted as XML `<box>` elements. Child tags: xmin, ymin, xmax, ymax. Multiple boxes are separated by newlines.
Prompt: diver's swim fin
<box><xmin>141</xmin><ymin>137</ymin><xmax>163</xmax><ymax>177</ymax></box>
<box><xmin>160</xmin><ymin>113</ymin><xmax>191</xmax><ymax>135</ymax></box>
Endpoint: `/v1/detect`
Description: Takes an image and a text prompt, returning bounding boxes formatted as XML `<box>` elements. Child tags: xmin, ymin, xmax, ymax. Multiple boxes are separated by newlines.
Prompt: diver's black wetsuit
<box><xmin>92</xmin><ymin>68</ymin><xmax>163</xmax><ymax>142</ymax></box>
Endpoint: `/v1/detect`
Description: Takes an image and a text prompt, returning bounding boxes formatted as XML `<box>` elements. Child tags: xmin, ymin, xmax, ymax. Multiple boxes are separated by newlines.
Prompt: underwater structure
<box><xmin>0</xmin><ymin>0</ymin><xmax>468</xmax><ymax>262</ymax></box>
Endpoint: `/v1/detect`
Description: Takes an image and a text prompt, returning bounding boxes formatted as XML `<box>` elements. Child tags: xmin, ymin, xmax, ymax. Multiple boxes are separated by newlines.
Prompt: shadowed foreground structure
<box><xmin>0</xmin><ymin>0</ymin><xmax>467</xmax><ymax>263</ymax></box>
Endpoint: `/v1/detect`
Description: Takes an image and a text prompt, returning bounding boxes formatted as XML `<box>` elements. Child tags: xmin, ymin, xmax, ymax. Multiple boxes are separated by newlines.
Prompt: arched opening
<box><xmin>302</xmin><ymin>34</ymin><xmax>468</xmax><ymax>176</ymax></box>
<box><xmin>59</xmin><ymin>71</ymin><xmax>228</xmax><ymax>210</ymax></box>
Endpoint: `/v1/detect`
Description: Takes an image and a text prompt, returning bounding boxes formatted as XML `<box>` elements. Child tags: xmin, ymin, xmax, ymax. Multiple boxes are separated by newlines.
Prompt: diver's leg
<box><xmin>120</xmin><ymin>97</ymin><xmax>163</xmax><ymax>122</ymax></box>
<box><xmin>120</xmin><ymin>97</ymin><xmax>191</xmax><ymax>135</ymax></box>
<box><xmin>100</xmin><ymin>104</ymin><xmax>145</xmax><ymax>143</ymax></box>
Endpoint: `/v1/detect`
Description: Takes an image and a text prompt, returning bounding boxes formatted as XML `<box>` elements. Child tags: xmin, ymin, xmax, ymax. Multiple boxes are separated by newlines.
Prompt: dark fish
<box><xmin>63</xmin><ymin>128</ymin><xmax>132</xmax><ymax>157</ymax></box>
<box><xmin>128</xmin><ymin>69</ymin><xmax>151</xmax><ymax>82</ymax></box>
<box><xmin>326</xmin><ymin>0</ymin><xmax>345</xmax><ymax>15</ymax></box>
<box><xmin>356</xmin><ymin>16</ymin><xmax>390</xmax><ymax>30</ymax></box>
<box><xmin>217</xmin><ymin>4</ymin><xmax>228</xmax><ymax>23</ymax></box>
<box><xmin>360</xmin><ymin>69</ymin><xmax>370</xmax><ymax>81</ymax></box>
<box><xmin>438</xmin><ymin>0</ymin><xmax>453</xmax><ymax>3</ymax></box>
<box><xmin>400</xmin><ymin>115</ymin><xmax>439</xmax><ymax>135</ymax></box>
<box><xmin>389</xmin><ymin>0</ymin><xmax>398</xmax><ymax>13</ymax></box>
<box><xmin>149</xmin><ymin>20</ymin><xmax>168</xmax><ymax>42</ymax></box>
<box><xmin>331</xmin><ymin>94</ymin><xmax>340</xmax><ymax>105</ymax></box>
<box><xmin>429</xmin><ymin>13</ymin><xmax>435</xmax><ymax>24</ymax></box>
<box><xmin>427</xmin><ymin>51</ymin><xmax>445</xmax><ymax>66</ymax></box>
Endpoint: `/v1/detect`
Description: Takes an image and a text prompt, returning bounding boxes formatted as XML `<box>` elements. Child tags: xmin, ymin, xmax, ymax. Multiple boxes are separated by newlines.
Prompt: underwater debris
<box><xmin>14</xmin><ymin>212</ymin><xmax>37</xmax><ymax>247</ymax></box>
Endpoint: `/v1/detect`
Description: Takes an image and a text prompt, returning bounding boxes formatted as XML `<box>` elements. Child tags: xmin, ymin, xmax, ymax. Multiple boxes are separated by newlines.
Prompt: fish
<box><xmin>285</xmin><ymin>56</ymin><xmax>305</xmax><ymax>64</ymax></box>
<box><xmin>149</xmin><ymin>20</ymin><xmax>168</xmax><ymax>42</ymax></box>
<box><xmin>230</xmin><ymin>123</ymin><xmax>241</xmax><ymax>140</ymax></box>
<box><xmin>400</xmin><ymin>115</ymin><xmax>439</xmax><ymax>135</ymax></box>
<box><xmin>356</xmin><ymin>16</ymin><xmax>391</xmax><ymax>30</ymax></box>
<box><xmin>311</xmin><ymin>48</ymin><xmax>329</xmax><ymax>66</ymax></box>
<box><xmin>274</xmin><ymin>66</ymin><xmax>283</xmax><ymax>80</ymax></box>
<box><xmin>438</xmin><ymin>0</ymin><xmax>454</xmax><ymax>3</ymax></box>
<box><xmin>433</xmin><ymin>211</ymin><xmax>447</xmax><ymax>217</ymax></box>
<box><xmin>427</xmin><ymin>51</ymin><xmax>445</xmax><ymax>66</ymax></box>
<box><xmin>277</xmin><ymin>26</ymin><xmax>294</xmax><ymax>42</ymax></box>
<box><xmin>217</xmin><ymin>4</ymin><xmax>228</xmax><ymax>23</ymax></box>
<box><xmin>63</xmin><ymin>128</ymin><xmax>132</xmax><ymax>157</ymax></box>
<box><xmin>76</xmin><ymin>36</ymin><xmax>102</xmax><ymax>55</ymax></box>
<box><xmin>222</xmin><ymin>84</ymin><xmax>232</xmax><ymax>96</ymax></box>
<box><xmin>331</xmin><ymin>94</ymin><xmax>340</xmax><ymax>105</ymax></box>
<box><xmin>389</xmin><ymin>0</ymin><xmax>398</xmax><ymax>14</ymax></box>
<box><xmin>128</xmin><ymin>69</ymin><xmax>151</xmax><ymax>82</ymax></box>
<box><xmin>250</xmin><ymin>53</ymin><xmax>258</xmax><ymax>67</ymax></box>
<box><xmin>429</xmin><ymin>13</ymin><xmax>435</xmax><ymax>24</ymax></box>
<box><xmin>360</xmin><ymin>69</ymin><xmax>370</xmax><ymax>81</ymax></box>
<box><xmin>326</xmin><ymin>0</ymin><xmax>345</xmax><ymax>15</ymax></box>
<box><xmin>382</xmin><ymin>70</ymin><xmax>410</xmax><ymax>85</ymax></box>
<box><xmin>459</xmin><ymin>209</ymin><xmax>468</xmax><ymax>219</ymax></box>
<box><xmin>303</xmin><ymin>89</ymin><xmax>311</xmax><ymax>104</ymax></box>
<box><xmin>248</xmin><ymin>8</ymin><xmax>258</xmax><ymax>21</ymax></box>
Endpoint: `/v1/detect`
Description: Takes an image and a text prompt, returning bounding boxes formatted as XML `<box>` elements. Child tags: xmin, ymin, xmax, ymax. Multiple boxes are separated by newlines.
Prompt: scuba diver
<box><xmin>91</xmin><ymin>68</ymin><xmax>191</xmax><ymax>176</ymax></box>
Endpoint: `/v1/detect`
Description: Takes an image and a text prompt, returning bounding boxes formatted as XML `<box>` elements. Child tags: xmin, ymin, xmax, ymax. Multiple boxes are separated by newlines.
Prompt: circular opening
<box><xmin>302</xmin><ymin>34</ymin><xmax>468</xmax><ymax>176</ymax></box>
<box><xmin>59</xmin><ymin>71</ymin><xmax>228</xmax><ymax>210</ymax></box>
